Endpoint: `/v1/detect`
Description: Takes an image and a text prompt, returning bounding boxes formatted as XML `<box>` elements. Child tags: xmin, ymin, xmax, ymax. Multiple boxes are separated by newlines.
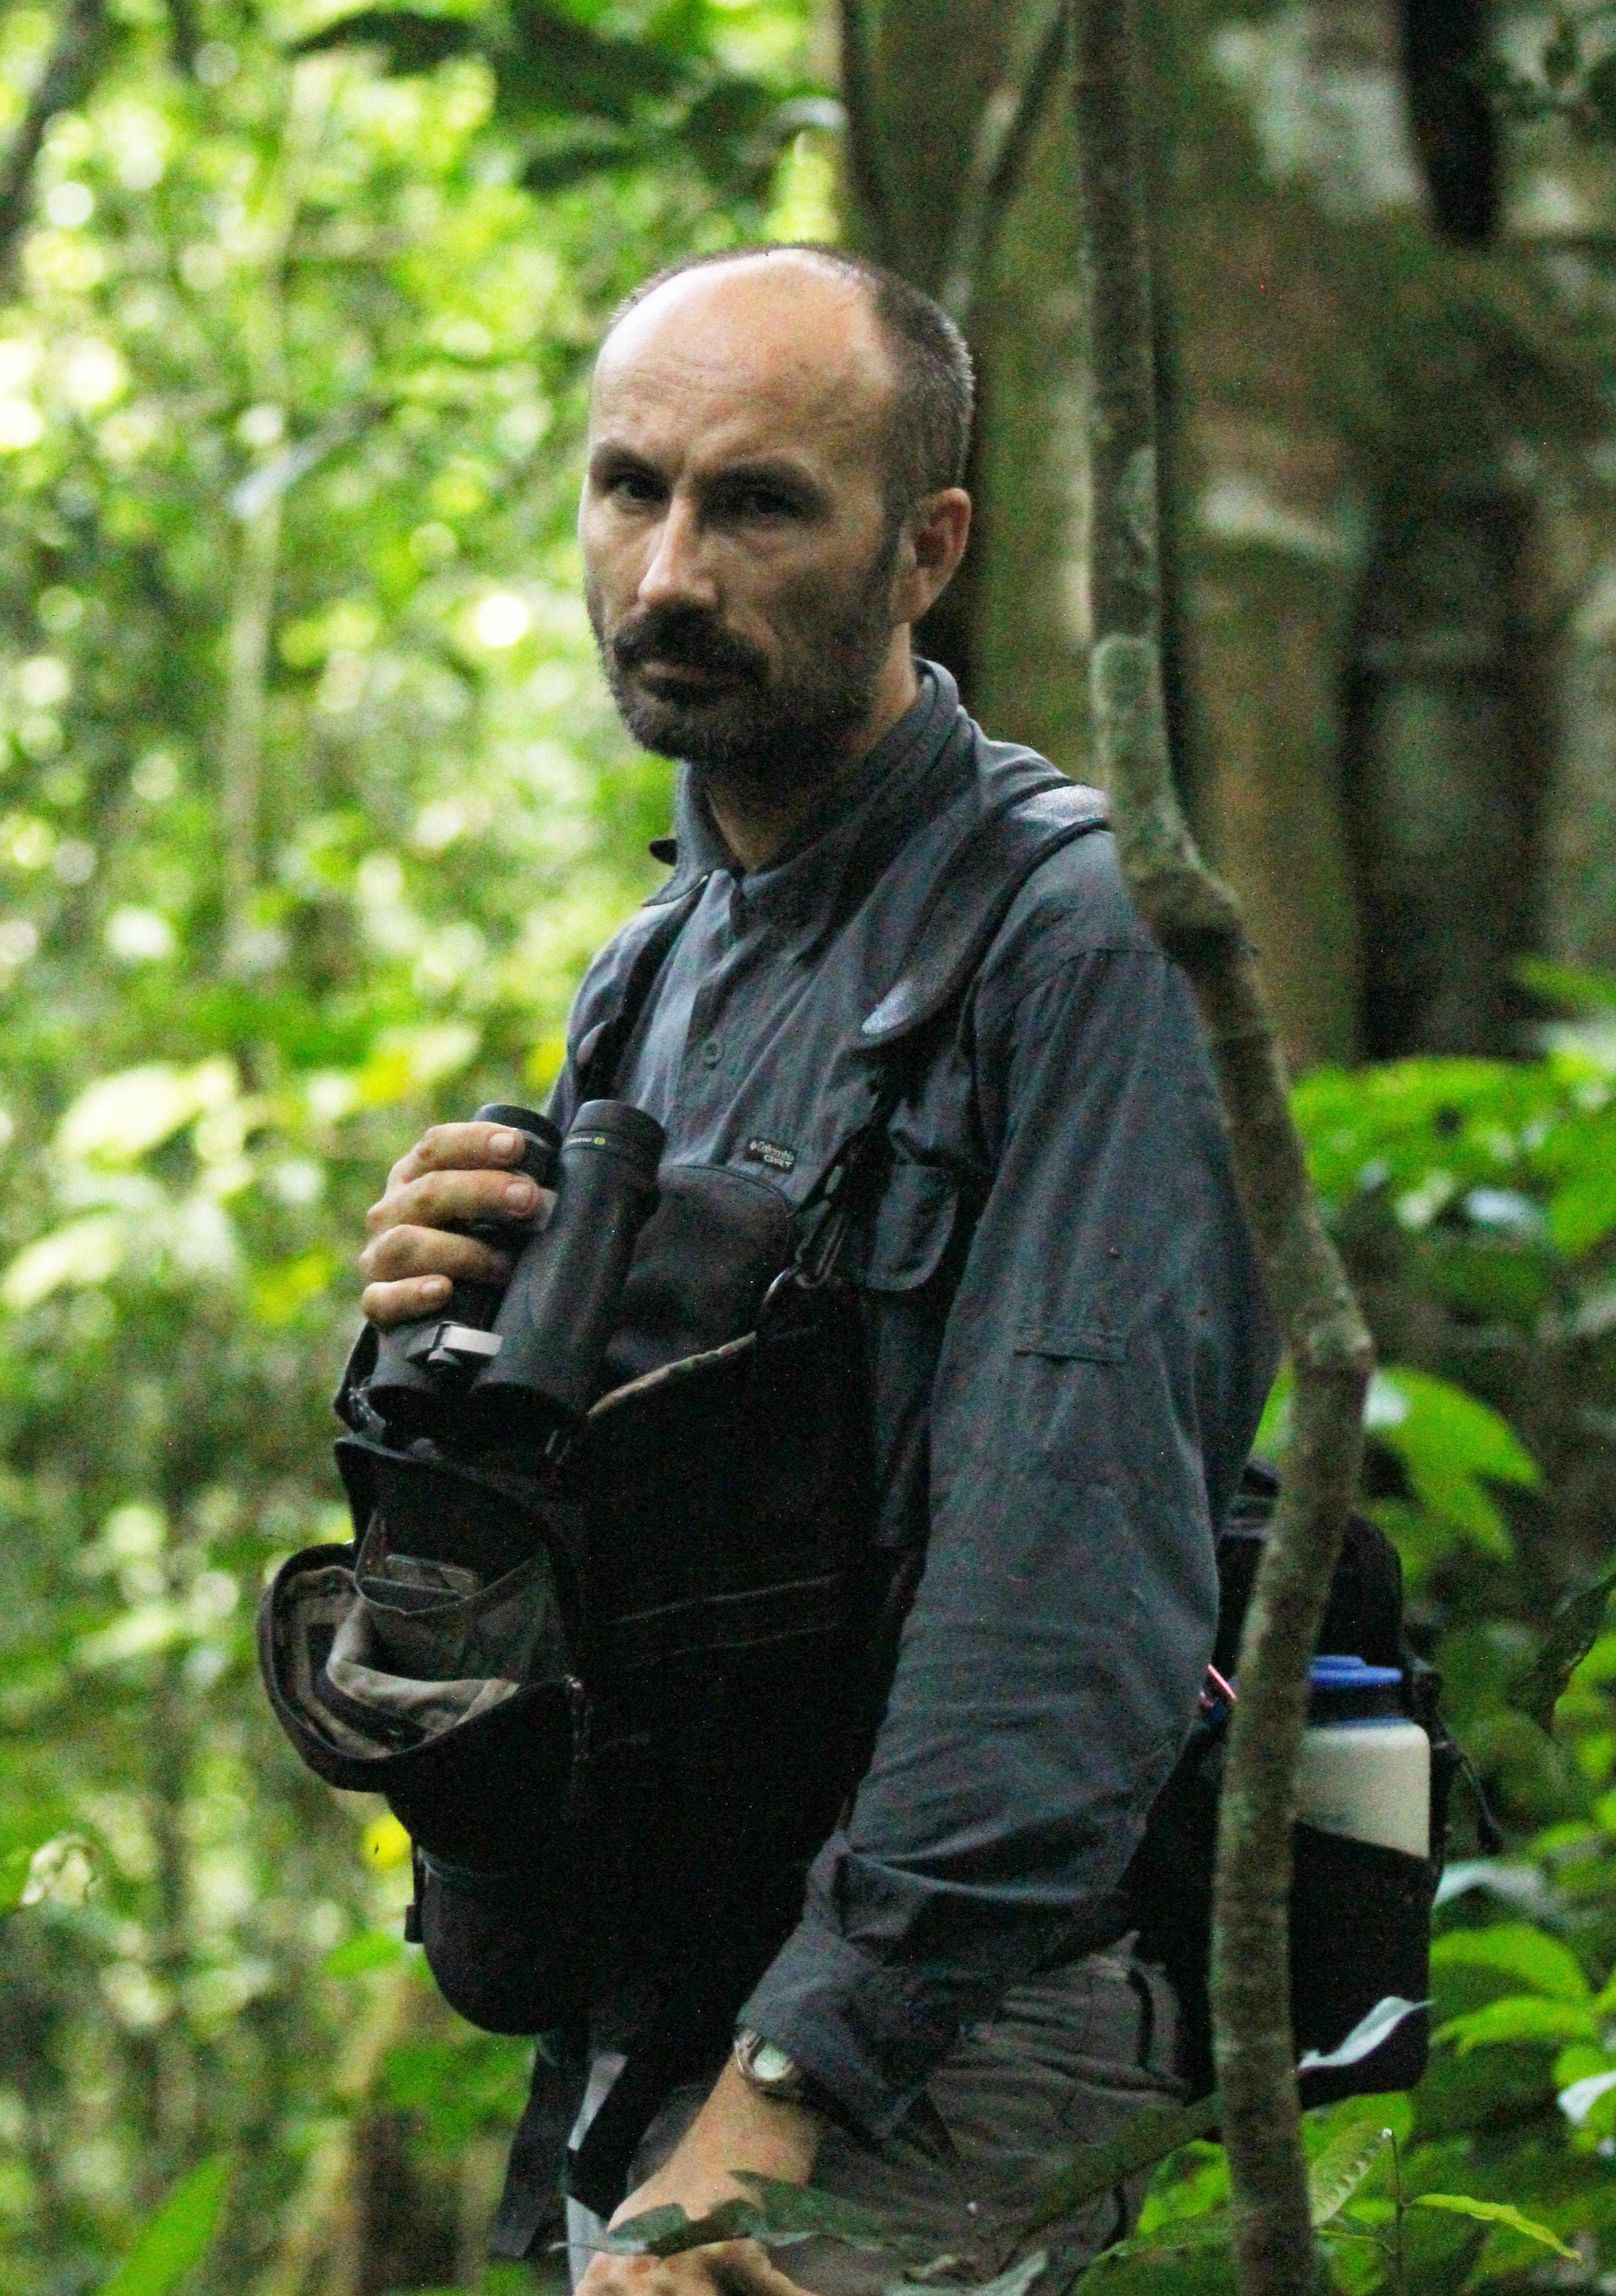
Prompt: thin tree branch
<box><xmin>219</xmin><ymin>58</ymin><xmax>339</xmax><ymax>948</ymax></box>
<box><xmin>1069</xmin><ymin>3</ymin><xmax>1376</xmax><ymax>2293</ymax></box>
<box><xmin>941</xmin><ymin>0</ymin><xmax>1067</xmax><ymax>330</ymax></box>
<box><xmin>167</xmin><ymin>0</ymin><xmax>199</xmax><ymax>78</ymax></box>
<box><xmin>836</xmin><ymin>0</ymin><xmax>897</xmax><ymax>266</ymax></box>
<box><xmin>0</xmin><ymin>0</ymin><xmax>109</xmax><ymax>290</ymax></box>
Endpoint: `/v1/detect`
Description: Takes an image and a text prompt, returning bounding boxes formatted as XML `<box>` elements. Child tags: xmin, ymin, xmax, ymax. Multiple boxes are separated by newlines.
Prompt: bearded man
<box><xmin>270</xmin><ymin>244</ymin><xmax>1274</xmax><ymax>2296</ymax></box>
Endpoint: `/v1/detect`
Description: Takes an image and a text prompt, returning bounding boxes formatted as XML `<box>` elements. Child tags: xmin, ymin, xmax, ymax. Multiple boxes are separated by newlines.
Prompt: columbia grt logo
<box><xmin>743</xmin><ymin>1137</ymin><xmax>797</xmax><ymax>1173</ymax></box>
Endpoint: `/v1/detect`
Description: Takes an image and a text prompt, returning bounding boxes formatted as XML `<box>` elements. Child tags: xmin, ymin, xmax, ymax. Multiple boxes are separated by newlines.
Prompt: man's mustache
<box><xmin>610</xmin><ymin>609</ymin><xmax>768</xmax><ymax>686</ymax></box>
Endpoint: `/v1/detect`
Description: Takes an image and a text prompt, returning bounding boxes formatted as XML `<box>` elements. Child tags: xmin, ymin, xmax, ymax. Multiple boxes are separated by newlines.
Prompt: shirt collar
<box><xmin>658</xmin><ymin>663</ymin><xmax>968</xmax><ymax>935</ymax></box>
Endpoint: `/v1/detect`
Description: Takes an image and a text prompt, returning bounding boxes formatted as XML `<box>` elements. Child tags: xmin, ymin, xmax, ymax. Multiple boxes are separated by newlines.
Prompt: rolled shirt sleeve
<box><xmin>739</xmin><ymin>868</ymin><xmax>1277</xmax><ymax>2138</ymax></box>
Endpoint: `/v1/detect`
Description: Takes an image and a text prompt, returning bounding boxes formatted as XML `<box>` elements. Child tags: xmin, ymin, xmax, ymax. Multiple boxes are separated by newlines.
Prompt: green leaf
<box><xmin>496</xmin><ymin>0</ymin><xmax>688</xmax><ymax>121</ymax></box>
<box><xmin>1253</xmin><ymin>1365</ymin><xmax>1292</xmax><ymax>1458</ymax></box>
<box><xmin>1435</xmin><ymin>1994</ymin><xmax>1598</xmax><ymax>2054</ymax></box>
<box><xmin>1479</xmin><ymin>66</ymin><xmax>1560</xmax><ymax>122</ymax></box>
<box><xmin>1508</xmin><ymin>1559</ymin><xmax>1616</xmax><ymax>1732</ymax></box>
<box><xmin>3</xmin><ymin>1214</ymin><xmax>127</xmax><ymax>1312</ymax></box>
<box><xmin>1291</xmin><ymin>1057</ymin><xmax>1545</xmax><ymax>1204</ymax></box>
<box><xmin>1548</xmin><ymin>1156</ymin><xmax>1616</xmax><ymax>1257</ymax></box>
<box><xmin>5</xmin><ymin>1831</ymin><xmax>98</xmax><ymax>1909</ymax></box>
<box><xmin>100</xmin><ymin>2154</ymin><xmax>232</xmax><ymax>2296</ymax></box>
<box><xmin>1078</xmin><ymin>2212</ymin><xmax>1233</xmax><ymax>2275</ymax></box>
<box><xmin>319</xmin><ymin>1929</ymin><xmax>404</xmax><ymax>1978</ymax></box>
<box><xmin>1430</xmin><ymin>1922</ymin><xmax>1591</xmax><ymax>2002</ymax></box>
<box><xmin>380</xmin><ymin>2034</ymin><xmax>533</xmax><ymax>2147</ymax></box>
<box><xmin>1307</xmin><ymin>2122</ymin><xmax>1391</xmax><ymax>2226</ymax></box>
<box><xmin>606</xmin><ymin>2202</ymin><xmax>713</xmax><ymax>2253</ymax></box>
<box><xmin>612</xmin><ymin>2182</ymin><xmax>898</xmax><ymax>2261</ymax></box>
<box><xmin>730</xmin><ymin>2176</ymin><xmax>891</xmax><ymax>2249</ymax></box>
<box><xmin>302</xmin><ymin>0</ymin><xmax>684</xmax><ymax>115</ymax></box>
<box><xmin>681</xmin><ymin>76</ymin><xmax>786</xmax><ymax>189</ymax></box>
<box><xmin>610</xmin><ymin>2200</ymin><xmax>778</xmax><ymax>2256</ymax></box>
<box><xmin>519</xmin><ymin>122</ymin><xmax>642</xmax><ymax>190</ymax></box>
<box><xmin>1558</xmin><ymin>2066</ymin><xmax>1616</xmax><ymax>2127</ymax></box>
<box><xmin>1583</xmin><ymin>50</ymin><xmax>1616</xmax><ymax>132</ymax></box>
<box><xmin>1022</xmin><ymin>2093</ymin><xmax>1220</xmax><ymax>2234</ymax></box>
<box><xmin>1411</xmin><ymin>2192</ymin><xmax>1578</xmax><ymax>2259</ymax></box>
<box><xmin>298</xmin><ymin>9</ymin><xmax>485</xmax><ymax>72</ymax></box>
<box><xmin>0</xmin><ymin>1843</ymin><xmax>34</xmax><ymax>1914</ymax></box>
<box><xmin>1366</xmin><ymin>1366</ymin><xmax>1537</xmax><ymax>1555</ymax></box>
<box><xmin>1514</xmin><ymin>956</ymin><xmax>1616</xmax><ymax>1016</ymax></box>
<box><xmin>1543</xmin><ymin>12</ymin><xmax>1583</xmax><ymax>91</ymax></box>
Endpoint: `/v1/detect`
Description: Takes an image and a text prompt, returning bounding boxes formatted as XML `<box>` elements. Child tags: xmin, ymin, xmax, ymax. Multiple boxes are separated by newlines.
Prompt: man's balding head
<box><xmin>578</xmin><ymin>245</ymin><xmax>972</xmax><ymax>854</ymax></box>
<box><xmin>592</xmin><ymin>252</ymin><xmax>903</xmax><ymax>518</ymax></box>
<box><xmin>601</xmin><ymin>244</ymin><xmax>974</xmax><ymax>520</ymax></box>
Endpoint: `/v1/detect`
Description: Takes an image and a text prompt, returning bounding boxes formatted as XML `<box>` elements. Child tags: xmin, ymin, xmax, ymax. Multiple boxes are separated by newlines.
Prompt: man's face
<box><xmin>580</xmin><ymin>257</ymin><xmax>905</xmax><ymax>786</ymax></box>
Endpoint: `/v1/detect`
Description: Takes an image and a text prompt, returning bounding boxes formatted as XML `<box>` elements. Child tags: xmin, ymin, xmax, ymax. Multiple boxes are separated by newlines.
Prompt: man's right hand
<box><xmin>359</xmin><ymin>1120</ymin><xmax>555</xmax><ymax>1329</ymax></box>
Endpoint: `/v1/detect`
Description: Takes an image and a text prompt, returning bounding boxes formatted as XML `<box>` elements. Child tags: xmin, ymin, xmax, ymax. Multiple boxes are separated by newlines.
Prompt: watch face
<box><xmin>751</xmin><ymin>2039</ymin><xmax>796</xmax><ymax>2087</ymax></box>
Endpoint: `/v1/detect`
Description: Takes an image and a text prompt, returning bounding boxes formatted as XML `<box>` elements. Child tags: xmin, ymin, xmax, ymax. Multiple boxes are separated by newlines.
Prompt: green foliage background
<box><xmin>0</xmin><ymin>3</ymin><xmax>835</xmax><ymax>2285</ymax></box>
<box><xmin>4</xmin><ymin>2</ymin><xmax>1616</xmax><ymax>2292</ymax></box>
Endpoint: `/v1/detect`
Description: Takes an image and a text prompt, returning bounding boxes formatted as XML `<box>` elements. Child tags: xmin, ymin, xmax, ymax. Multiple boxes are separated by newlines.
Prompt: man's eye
<box><xmin>734</xmin><ymin>486</ymin><xmax>798</xmax><ymax>518</ymax></box>
<box><xmin>608</xmin><ymin>471</ymin><xmax>662</xmax><ymax>506</ymax></box>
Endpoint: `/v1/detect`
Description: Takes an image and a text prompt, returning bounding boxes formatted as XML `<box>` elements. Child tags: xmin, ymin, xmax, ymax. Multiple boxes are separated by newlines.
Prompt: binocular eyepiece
<box><xmin>365</xmin><ymin>1097</ymin><xmax>666</xmax><ymax>1446</ymax></box>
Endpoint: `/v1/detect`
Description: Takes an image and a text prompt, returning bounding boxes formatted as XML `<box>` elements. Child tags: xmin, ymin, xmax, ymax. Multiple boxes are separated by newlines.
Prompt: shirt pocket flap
<box><xmin>863</xmin><ymin>1162</ymin><xmax>960</xmax><ymax>1293</ymax></box>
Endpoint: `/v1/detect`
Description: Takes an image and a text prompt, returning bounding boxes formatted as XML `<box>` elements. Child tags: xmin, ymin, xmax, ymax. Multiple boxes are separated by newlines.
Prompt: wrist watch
<box><xmin>733</xmin><ymin>2026</ymin><xmax>814</xmax><ymax>2104</ymax></box>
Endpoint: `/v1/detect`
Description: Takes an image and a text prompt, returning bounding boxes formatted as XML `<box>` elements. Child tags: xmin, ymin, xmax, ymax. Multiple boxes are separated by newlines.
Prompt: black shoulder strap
<box><xmin>859</xmin><ymin>781</ymin><xmax>1109</xmax><ymax>1050</ymax></box>
<box><xmin>572</xmin><ymin>879</ymin><xmax>708</xmax><ymax>1105</ymax></box>
<box><xmin>795</xmin><ymin>781</ymin><xmax>1111</xmax><ymax>1284</ymax></box>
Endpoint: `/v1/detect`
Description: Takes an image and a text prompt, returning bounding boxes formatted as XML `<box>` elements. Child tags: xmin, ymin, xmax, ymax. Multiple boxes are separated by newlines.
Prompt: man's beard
<box><xmin>587</xmin><ymin>527</ymin><xmax>900</xmax><ymax>790</ymax></box>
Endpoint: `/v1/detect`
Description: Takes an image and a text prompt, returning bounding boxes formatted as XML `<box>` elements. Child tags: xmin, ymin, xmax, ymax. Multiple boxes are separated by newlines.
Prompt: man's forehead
<box><xmin>590</xmin><ymin>257</ymin><xmax>895</xmax><ymax>466</ymax></box>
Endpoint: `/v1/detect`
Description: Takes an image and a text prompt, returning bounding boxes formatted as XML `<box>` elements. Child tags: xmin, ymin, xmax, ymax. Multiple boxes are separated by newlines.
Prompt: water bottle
<box><xmin>1295</xmin><ymin>1654</ymin><xmax>1431</xmax><ymax>1860</ymax></box>
<box><xmin>367</xmin><ymin>1103</ymin><xmax>561</xmax><ymax>1435</ymax></box>
<box><xmin>470</xmin><ymin>1098</ymin><xmax>665</xmax><ymax>1437</ymax></box>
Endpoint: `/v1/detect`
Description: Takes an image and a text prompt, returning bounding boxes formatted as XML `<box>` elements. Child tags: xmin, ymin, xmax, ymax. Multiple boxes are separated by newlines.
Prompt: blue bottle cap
<box><xmin>1310</xmin><ymin>1654</ymin><xmax>1403</xmax><ymax>1690</ymax></box>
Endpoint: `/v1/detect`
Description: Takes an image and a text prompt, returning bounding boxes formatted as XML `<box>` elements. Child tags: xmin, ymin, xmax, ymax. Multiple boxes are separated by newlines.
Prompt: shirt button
<box><xmin>699</xmin><ymin>1034</ymin><xmax>723</xmax><ymax>1067</ymax></box>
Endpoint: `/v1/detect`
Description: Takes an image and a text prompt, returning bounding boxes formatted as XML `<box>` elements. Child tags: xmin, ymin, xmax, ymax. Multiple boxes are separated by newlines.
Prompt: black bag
<box><xmin>262</xmin><ymin>1152</ymin><xmax>884</xmax><ymax>1974</ymax></box>
<box><xmin>1124</xmin><ymin>1458</ymin><xmax>1487</xmax><ymax>2107</ymax></box>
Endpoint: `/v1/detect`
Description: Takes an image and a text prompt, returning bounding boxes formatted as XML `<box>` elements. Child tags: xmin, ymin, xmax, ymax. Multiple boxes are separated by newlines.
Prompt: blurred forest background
<box><xmin>9</xmin><ymin>0</ymin><xmax>1616</xmax><ymax>2289</ymax></box>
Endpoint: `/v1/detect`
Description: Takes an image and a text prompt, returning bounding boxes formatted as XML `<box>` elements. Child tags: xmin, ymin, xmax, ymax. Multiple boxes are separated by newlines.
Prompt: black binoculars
<box><xmin>367</xmin><ymin>1097</ymin><xmax>665</xmax><ymax>1444</ymax></box>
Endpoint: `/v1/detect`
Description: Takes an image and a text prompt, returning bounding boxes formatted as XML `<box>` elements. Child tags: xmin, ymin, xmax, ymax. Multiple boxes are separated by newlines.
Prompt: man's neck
<box><xmin>705</xmin><ymin>639</ymin><xmax>919</xmax><ymax>873</ymax></box>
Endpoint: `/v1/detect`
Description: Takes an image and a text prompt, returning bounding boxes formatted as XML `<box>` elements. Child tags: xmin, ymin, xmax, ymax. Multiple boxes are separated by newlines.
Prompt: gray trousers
<box><xmin>567</xmin><ymin>1949</ymin><xmax>1181</xmax><ymax>2295</ymax></box>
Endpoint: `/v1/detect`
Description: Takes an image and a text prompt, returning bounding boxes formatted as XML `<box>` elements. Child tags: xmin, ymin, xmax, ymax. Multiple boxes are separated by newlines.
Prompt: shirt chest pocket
<box><xmin>861</xmin><ymin>1161</ymin><xmax>962</xmax><ymax>1295</ymax></box>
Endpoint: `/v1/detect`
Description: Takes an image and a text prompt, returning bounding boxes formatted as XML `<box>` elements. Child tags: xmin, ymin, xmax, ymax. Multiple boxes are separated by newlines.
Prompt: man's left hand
<box><xmin>577</xmin><ymin>2059</ymin><xmax>824</xmax><ymax>2296</ymax></box>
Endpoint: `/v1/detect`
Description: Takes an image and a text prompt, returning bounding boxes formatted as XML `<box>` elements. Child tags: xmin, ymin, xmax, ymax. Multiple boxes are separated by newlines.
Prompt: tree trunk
<box><xmin>0</xmin><ymin>0</ymin><xmax>109</xmax><ymax>286</ymax></box>
<box><xmin>1068</xmin><ymin>4</ymin><xmax>1375</xmax><ymax>2292</ymax></box>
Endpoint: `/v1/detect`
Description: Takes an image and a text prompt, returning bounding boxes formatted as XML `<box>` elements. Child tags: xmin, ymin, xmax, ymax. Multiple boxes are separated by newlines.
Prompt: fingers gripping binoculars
<box><xmin>367</xmin><ymin>1098</ymin><xmax>666</xmax><ymax>1444</ymax></box>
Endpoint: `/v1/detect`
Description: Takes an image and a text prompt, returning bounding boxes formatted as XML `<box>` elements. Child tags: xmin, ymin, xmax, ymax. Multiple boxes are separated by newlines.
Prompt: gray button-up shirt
<box><xmin>548</xmin><ymin>664</ymin><xmax>1275</xmax><ymax>2139</ymax></box>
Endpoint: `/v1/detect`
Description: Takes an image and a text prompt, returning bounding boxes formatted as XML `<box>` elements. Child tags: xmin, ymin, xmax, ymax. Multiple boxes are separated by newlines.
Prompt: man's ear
<box><xmin>892</xmin><ymin>488</ymin><xmax>972</xmax><ymax>626</ymax></box>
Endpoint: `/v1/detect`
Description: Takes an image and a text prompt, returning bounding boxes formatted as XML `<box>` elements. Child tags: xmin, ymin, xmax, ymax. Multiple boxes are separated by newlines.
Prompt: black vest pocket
<box><xmin>600</xmin><ymin>1163</ymin><xmax>794</xmax><ymax>1388</ymax></box>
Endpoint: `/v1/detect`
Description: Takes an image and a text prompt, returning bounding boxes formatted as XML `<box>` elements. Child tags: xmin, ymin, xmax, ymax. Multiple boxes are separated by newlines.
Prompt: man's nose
<box><xmin>638</xmin><ymin>496</ymin><xmax>718</xmax><ymax>613</ymax></box>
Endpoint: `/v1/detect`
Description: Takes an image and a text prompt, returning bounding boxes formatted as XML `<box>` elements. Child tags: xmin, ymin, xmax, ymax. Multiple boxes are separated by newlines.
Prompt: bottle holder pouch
<box><xmin>1127</xmin><ymin>1733</ymin><xmax>1435</xmax><ymax>2105</ymax></box>
<box><xmin>1126</xmin><ymin>1481</ymin><xmax>1454</xmax><ymax>2104</ymax></box>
